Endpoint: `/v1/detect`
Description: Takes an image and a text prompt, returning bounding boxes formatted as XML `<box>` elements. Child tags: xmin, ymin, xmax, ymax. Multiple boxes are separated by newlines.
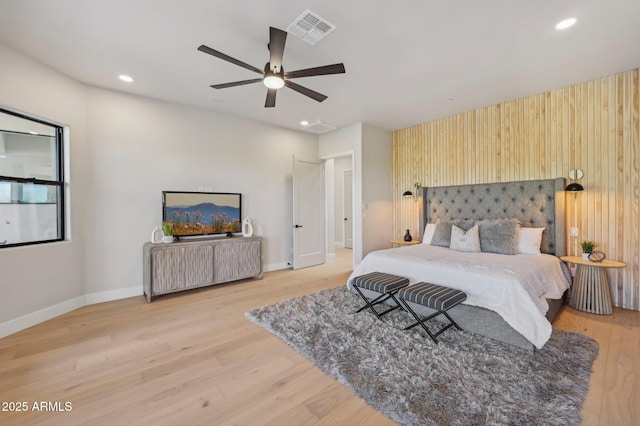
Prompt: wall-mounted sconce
<box><xmin>403</xmin><ymin>181</ymin><xmax>421</xmax><ymax>201</ymax></box>
<box><xmin>565</xmin><ymin>169</ymin><xmax>584</xmax><ymax>196</ymax></box>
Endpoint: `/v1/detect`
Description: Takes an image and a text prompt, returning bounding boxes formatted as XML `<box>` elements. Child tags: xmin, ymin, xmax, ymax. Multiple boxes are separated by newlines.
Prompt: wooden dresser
<box><xmin>143</xmin><ymin>236</ymin><xmax>263</xmax><ymax>302</ymax></box>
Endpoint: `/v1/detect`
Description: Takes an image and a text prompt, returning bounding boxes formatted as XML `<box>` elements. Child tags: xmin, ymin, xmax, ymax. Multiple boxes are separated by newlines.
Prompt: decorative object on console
<box><xmin>565</xmin><ymin>169</ymin><xmax>584</xmax><ymax>194</ymax></box>
<box><xmin>150</xmin><ymin>226</ymin><xmax>163</xmax><ymax>243</ymax></box>
<box><xmin>588</xmin><ymin>250</ymin><xmax>606</xmax><ymax>263</ymax></box>
<box><xmin>161</xmin><ymin>221</ymin><xmax>174</xmax><ymax>243</ymax></box>
<box><xmin>403</xmin><ymin>229</ymin><xmax>412</xmax><ymax>242</ymax></box>
<box><xmin>242</xmin><ymin>217</ymin><xmax>254</xmax><ymax>237</ymax></box>
<box><xmin>580</xmin><ymin>240</ymin><xmax>597</xmax><ymax>260</ymax></box>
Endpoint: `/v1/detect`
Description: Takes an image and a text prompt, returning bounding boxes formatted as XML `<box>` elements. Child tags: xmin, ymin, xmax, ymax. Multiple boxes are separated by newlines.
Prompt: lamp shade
<box><xmin>565</xmin><ymin>182</ymin><xmax>584</xmax><ymax>192</ymax></box>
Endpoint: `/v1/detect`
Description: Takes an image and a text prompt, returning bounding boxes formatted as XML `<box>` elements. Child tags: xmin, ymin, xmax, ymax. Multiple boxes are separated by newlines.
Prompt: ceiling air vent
<box><xmin>286</xmin><ymin>10</ymin><xmax>336</xmax><ymax>45</ymax></box>
<box><xmin>302</xmin><ymin>120</ymin><xmax>336</xmax><ymax>134</ymax></box>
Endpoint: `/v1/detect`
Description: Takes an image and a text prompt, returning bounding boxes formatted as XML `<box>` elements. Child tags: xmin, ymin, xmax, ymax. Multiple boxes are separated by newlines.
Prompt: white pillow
<box><xmin>422</xmin><ymin>223</ymin><xmax>436</xmax><ymax>244</ymax></box>
<box><xmin>517</xmin><ymin>227</ymin><xmax>544</xmax><ymax>255</ymax></box>
<box><xmin>449</xmin><ymin>224</ymin><xmax>481</xmax><ymax>253</ymax></box>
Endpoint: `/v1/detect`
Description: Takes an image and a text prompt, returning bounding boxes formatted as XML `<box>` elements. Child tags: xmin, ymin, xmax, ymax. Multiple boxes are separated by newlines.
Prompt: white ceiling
<box><xmin>1</xmin><ymin>0</ymin><xmax>639</xmax><ymax>133</ymax></box>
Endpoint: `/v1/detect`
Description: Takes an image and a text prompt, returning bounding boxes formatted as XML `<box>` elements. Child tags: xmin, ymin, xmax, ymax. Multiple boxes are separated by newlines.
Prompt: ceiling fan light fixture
<box><xmin>263</xmin><ymin>73</ymin><xmax>284</xmax><ymax>89</ymax></box>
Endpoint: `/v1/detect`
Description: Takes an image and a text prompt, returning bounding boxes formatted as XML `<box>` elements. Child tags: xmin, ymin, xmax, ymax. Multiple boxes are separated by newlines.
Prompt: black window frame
<box><xmin>0</xmin><ymin>108</ymin><xmax>65</xmax><ymax>248</ymax></box>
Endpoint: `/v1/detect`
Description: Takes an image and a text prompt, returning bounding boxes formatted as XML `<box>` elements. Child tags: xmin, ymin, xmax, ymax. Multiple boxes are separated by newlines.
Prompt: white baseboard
<box><xmin>334</xmin><ymin>241</ymin><xmax>345</xmax><ymax>248</ymax></box>
<box><xmin>84</xmin><ymin>286</ymin><xmax>143</xmax><ymax>305</ymax></box>
<box><xmin>264</xmin><ymin>262</ymin><xmax>292</xmax><ymax>272</ymax></box>
<box><xmin>0</xmin><ymin>296</ymin><xmax>85</xmax><ymax>338</ymax></box>
<box><xmin>326</xmin><ymin>252</ymin><xmax>336</xmax><ymax>261</ymax></box>
<box><xmin>0</xmin><ymin>286</ymin><xmax>143</xmax><ymax>339</ymax></box>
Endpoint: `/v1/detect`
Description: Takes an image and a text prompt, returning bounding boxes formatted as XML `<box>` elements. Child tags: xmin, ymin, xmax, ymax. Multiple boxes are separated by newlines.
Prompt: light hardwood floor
<box><xmin>0</xmin><ymin>248</ymin><xmax>638</xmax><ymax>425</ymax></box>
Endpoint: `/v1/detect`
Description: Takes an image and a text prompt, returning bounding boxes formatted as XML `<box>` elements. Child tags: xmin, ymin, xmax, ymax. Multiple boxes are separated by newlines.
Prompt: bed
<box><xmin>347</xmin><ymin>178</ymin><xmax>570</xmax><ymax>351</ymax></box>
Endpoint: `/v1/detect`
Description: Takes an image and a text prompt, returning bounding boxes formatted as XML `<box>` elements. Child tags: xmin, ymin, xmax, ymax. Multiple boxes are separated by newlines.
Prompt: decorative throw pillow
<box><xmin>430</xmin><ymin>219</ymin><xmax>475</xmax><ymax>248</ymax></box>
<box><xmin>476</xmin><ymin>218</ymin><xmax>520</xmax><ymax>255</ymax></box>
<box><xmin>422</xmin><ymin>223</ymin><xmax>436</xmax><ymax>244</ymax></box>
<box><xmin>517</xmin><ymin>227</ymin><xmax>545</xmax><ymax>255</ymax></box>
<box><xmin>449</xmin><ymin>224</ymin><xmax>481</xmax><ymax>252</ymax></box>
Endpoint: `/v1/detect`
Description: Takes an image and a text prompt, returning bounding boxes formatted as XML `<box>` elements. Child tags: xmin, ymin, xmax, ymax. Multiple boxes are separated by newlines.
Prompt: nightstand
<box><xmin>391</xmin><ymin>239</ymin><xmax>421</xmax><ymax>247</ymax></box>
<box><xmin>560</xmin><ymin>256</ymin><xmax>625</xmax><ymax>315</ymax></box>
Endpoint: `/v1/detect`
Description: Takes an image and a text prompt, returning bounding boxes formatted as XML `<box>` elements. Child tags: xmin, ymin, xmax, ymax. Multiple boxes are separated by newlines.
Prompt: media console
<box><xmin>143</xmin><ymin>236</ymin><xmax>263</xmax><ymax>302</ymax></box>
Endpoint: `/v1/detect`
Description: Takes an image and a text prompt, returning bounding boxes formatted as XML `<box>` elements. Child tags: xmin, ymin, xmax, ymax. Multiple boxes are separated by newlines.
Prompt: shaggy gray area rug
<box><xmin>246</xmin><ymin>286</ymin><xmax>599</xmax><ymax>426</ymax></box>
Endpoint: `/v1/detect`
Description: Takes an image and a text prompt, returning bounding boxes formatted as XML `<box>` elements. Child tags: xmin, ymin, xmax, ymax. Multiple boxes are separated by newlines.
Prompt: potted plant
<box><xmin>580</xmin><ymin>240</ymin><xmax>596</xmax><ymax>260</ymax></box>
<box><xmin>162</xmin><ymin>221</ymin><xmax>174</xmax><ymax>243</ymax></box>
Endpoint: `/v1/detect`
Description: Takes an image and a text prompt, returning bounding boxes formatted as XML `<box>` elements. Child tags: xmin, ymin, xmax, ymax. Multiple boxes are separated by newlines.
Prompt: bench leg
<box><xmin>353</xmin><ymin>285</ymin><xmax>403</xmax><ymax>321</ymax></box>
<box><xmin>399</xmin><ymin>299</ymin><xmax>464</xmax><ymax>344</ymax></box>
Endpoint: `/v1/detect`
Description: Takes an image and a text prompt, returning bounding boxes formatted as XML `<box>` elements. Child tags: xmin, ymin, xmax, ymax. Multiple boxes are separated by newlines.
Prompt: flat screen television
<box><xmin>162</xmin><ymin>191</ymin><xmax>242</xmax><ymax>237</ymax></box>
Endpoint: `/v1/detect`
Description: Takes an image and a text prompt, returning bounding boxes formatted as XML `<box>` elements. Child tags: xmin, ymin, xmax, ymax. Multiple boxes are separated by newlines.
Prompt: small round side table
<box><xmin>560</xmin><ymin>256</ymin><xmax>625</xmax><ymax>315</ymax></box>
<box><xmin>391</xmin><ymin>239</ymin><xmax>421</xmax><ymax>247</ymax></box>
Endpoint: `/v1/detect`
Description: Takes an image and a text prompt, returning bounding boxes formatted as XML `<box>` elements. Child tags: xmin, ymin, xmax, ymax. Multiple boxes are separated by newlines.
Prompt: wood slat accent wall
<box><xmin>393</xmin><ymin>69</ymin><xmax>639</xmax><ymax>311</ymax></box>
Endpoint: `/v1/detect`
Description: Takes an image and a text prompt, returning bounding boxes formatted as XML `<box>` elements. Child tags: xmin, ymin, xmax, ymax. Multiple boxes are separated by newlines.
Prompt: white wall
<box><xmin>83</xmin><ymin>87</ymin><xmax>318</xmax><ymax>294</ymax></box>
<box><xmin>0</xmin><ymin>42</ymin><xmax>88</xmax><ymax>332</ymax></box>
<box><xmin>0</xmin><ymin>40</ymin><xmax>318</xmax><ymax>336</ymax></box>
<box><xmin>361</xmin><ymin>124</ymin><xmax>393</xmax><ymax>254</ymax></box>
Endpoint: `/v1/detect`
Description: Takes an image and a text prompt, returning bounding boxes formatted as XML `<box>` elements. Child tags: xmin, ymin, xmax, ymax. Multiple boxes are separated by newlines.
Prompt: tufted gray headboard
<box><xmin>418</xmin><ymin>178</ymin><xmax>566</xmax><ymax>256</ymax></box>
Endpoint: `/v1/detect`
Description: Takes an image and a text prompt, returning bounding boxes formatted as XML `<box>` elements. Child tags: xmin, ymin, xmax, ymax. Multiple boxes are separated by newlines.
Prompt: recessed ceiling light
<box><xmin>300</xmin><ymin>120</ymin><xmax>309</xmax><ymax>126</ymax></box>
<box><xmin>555</xmin><ymin>18</ymin><xmax>577</xmax><ymax>30</ymax></box>
<box><xmin>447</xmin><ymin>98</ymin><xmax>454</xmax><ymax>102</ymax></box>
<box><xmin>28</xmin><ymin>131</ymin><xmax>38</xmax><ymax>135</ymax></box>
<box><xmin>119</xmin><ymin>74</ymin><xmax>134</xmax><ymax>83</ymax></box>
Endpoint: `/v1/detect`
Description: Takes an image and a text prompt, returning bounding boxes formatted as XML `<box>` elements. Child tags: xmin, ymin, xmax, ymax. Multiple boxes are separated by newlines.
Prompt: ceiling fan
<box><xmin>198</xmin><ymin>27</ymin><xmax>345</xmax><ymax>107</ymax></box>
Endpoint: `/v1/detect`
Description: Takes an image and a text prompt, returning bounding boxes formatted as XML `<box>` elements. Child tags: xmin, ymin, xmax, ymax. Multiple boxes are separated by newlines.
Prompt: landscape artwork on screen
<box><xmin>162</xmin><ymin>191</ymin><xmax>241</xmax><ymax>237</ymax></box>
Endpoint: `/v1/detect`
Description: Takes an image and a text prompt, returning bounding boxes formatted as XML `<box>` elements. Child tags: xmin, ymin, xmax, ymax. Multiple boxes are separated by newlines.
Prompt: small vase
<box><xmin>404</xmin><ymin>229</ymin><xmax>412</xmax><ymax>242</ymax></box>
<box><xmin>162</xmin><ymin>235</ymin><xmax>174</xmax><ymax>244</ymax></box>
<box><xmin>582</xmin><ymin>252</ymin><xmax>590</xmax><ymax>261</ymax></box>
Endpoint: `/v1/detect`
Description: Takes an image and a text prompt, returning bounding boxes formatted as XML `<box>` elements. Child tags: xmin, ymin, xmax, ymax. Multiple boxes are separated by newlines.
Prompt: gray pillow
<box><xmin>431</xmin><ymin>219</ymin><xmax>475</xmax><ymax>248</ymax></box>
<box><xmin>476</xmin><ymin>219</ymin><xmax>520</xmax><ymax>255</ymax></box>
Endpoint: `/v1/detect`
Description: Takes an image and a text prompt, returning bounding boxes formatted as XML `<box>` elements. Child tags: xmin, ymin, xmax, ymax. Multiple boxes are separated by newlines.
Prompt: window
<box><xmin>0</xmin><ymin>108</ymin><xmax>65</xmax><ymax>248</ymax></box>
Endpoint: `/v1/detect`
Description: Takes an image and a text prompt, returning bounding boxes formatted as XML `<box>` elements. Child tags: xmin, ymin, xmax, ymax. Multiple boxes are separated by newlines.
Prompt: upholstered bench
<box><xmin>397</xmin><ymin>282</ymin><xmax>467</xmax><ymax>343</ymax></box>
<box><xmin>352</xmin><ymin>272</ymin><xmax>409</xmax><ymax>320</ymax></box>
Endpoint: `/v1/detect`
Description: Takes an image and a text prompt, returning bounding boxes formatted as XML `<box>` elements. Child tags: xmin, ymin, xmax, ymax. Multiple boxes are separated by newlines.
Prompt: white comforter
<box><xmin>347</xmin><ymin>245</ymin><xmax>570</xmax><ymax>349</ymax></box>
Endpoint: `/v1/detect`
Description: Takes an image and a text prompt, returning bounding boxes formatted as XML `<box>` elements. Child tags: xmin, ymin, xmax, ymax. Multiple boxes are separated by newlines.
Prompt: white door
<box><xmin>343</xmin><ymin>170</ymin><xmax>353</xmax><ymax>249</ymax></box>
<box><xmin>293</xmin><ymin>156</ymin><xmax>326</xmax><ymax>269</ymax></box>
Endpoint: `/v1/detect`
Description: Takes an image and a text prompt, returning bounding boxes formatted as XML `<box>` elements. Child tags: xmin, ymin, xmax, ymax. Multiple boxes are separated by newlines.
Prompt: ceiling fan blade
<box><xmin>198</xmin><ymin>45</ymin><xmax>264</xmax><ymax>75</ymax></box>
<box><xmin>284</xmin><ymin>80</ymin><xmax>328</xmax><ymax>103</ymax></box>
<box><xmin>265</xmin><ymin>88</ymin><xmax>277</xmax><ymax>108</ymax></box>
<box><xmin>285</xmin><ymin>63</ymin><xmax>345</xmax><ymax>79</ymax></box>
<box><xmin>268</xmin><ymin>27</ymin><xmax>287</xmax><ymax>73</ymax></box>
<box><xmin>211</xmin><ymin>78</ymin><xmax>263</xmax><ymax>89</ymax></box>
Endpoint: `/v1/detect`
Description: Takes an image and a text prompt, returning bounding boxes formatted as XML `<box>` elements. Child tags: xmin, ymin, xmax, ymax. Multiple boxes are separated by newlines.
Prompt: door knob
<box><xmin>294</xmin><ymin>224</ymin><xmax>303</xmax><ymax>228</ymax></box>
